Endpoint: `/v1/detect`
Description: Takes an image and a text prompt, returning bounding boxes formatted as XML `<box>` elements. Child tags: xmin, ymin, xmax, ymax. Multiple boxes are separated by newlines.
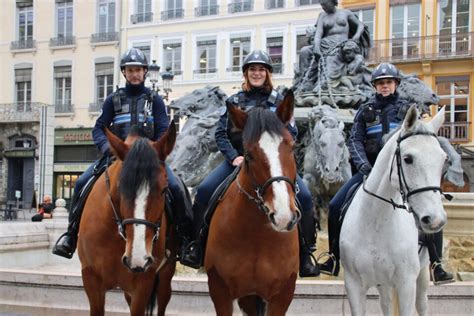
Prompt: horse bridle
<box><xmin>363</xmin><ymin>131</ymin><xmax>453</xmax><ymax>212</ymax></box>
<box><xmin>236</xmin><ymin>155</ymin><xmax>302</xmax><ymax>229</ymax></box>
<box><xmin>104</xmin><ymin>156</ymin><xmax>162</xmax><ymax>242</ymax></box>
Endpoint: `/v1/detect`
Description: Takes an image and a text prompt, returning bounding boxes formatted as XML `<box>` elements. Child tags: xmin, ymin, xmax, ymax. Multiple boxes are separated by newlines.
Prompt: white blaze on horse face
<box><xmin>130</xmin><ymin>182</ymin><xmax>150</xmax><ymax>268</ymax></box>
<box><xmin>258</xmin><ymin>132</ymin><xmax>293</xmax><ymax>231</ymax></box>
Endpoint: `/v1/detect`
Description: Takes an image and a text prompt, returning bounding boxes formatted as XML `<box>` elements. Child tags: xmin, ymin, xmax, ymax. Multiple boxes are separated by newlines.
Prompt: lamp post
<box><xmin>148</xmin><ymin>60</ymin><xmax>175</xmax><ymax>101</ymax></box>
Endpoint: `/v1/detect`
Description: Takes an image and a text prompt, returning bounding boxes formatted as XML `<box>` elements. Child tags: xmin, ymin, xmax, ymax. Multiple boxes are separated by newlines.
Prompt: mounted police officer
<box><xmin>318</xmin><ymin>62</ymin><xmax>454</xmax><ymax>285</ymax></box>
<box><xmin>53</xmin><ymin>47</ymin><xmax>193</xmax><ymax>259</ymax></box>
<box><xmin>180</xmin><ymin>50</ymin><xmax>320</xmax><ymax>277</ymax></box>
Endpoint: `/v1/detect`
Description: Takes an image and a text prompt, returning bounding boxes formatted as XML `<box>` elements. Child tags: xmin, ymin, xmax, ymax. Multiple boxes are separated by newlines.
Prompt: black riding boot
<box><xmin>52</xmin><ymin>198</ymin><xmax>81</xmax><ymax>259</ymax></box>
<box><xmin>180</xmin><ymin>202</ymin><xmax>207</xmax><ymax>269</ymax></box>
<box><xmin>319</xmin><ymin>211</ymin><xmax>341</xmax><ymax>276</ymax></box>
<box><xmin>298</xmin><ymin>212</ymin><xmax>320</xmax><ymax>278</ymax></box>
<box><xmin>427</xmin><ymin>230</ymin><xmax>454</xmax><ymax>285</ymax></box>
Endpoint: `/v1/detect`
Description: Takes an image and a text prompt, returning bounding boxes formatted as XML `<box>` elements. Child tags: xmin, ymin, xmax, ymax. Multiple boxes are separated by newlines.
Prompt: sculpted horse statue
<box><xmin>397</xmin><ymin>74</ymin><xmax>440</xmax><ymax>112</ymax></box>
<box><xmin>204</xmin><ymin>91</ymin><xmax>300</xmax><ymax>315</ymax></box>
<box><xmin>78</xmin><ymin>124</ymin><xmax>178</xmax><ymax>316</ymax></box>
<box><xmin>167</xmin><ymin>85</ymin><xmax>226</xmax><ymax>187</ymax></box>
<box><xmin>302</xmin><ymin>104</ymin><xmax>351</xmax><ymax>220</ymax></box>
<box><xmin>340</xmin><ymin>106</ymin><xmax>449</xmax><ymax>315</ymax></box>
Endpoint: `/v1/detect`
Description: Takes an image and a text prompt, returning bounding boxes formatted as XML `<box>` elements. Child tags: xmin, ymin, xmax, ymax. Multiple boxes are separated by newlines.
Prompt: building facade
<box><xmin>0</xmin><ymin>0</ymin><xmax>472</xmax><ymax>207</ymax></box>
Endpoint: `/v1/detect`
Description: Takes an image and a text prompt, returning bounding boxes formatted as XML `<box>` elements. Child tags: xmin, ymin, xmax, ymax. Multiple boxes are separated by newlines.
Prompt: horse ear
<box><xmin>155</xmin><ymin>121</ymin><xmax>177</xmax><ymax>161</ymax></box>
<box><xmin>429</xmin><ymin>106</ymin><xmax>445</xmax><ymax>133</ymax></box>
<box><xmin>105</xmin><ymin>128</ymin><xmax>129</xmax><ymax>161</ymax></box>
<box><xmin>276</xmin><ymin>89</ymin><xmax>295</xmax><ymax>125</ymax></box>
<box><xmin>402</xmin><ymin>104</ymin><xmax>418</xmax><ymax>131</ymax></box>
<box><xmin>227</xmin><ymin>103</ymin><xmax>248</xmax><ymax>131</ymax></box>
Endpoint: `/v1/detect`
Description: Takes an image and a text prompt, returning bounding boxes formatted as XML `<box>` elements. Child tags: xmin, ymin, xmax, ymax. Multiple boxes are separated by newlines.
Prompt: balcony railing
<box><xmin>130</xmin><ymin>12</ymin><xmax>153</xmax><ymax>24</ymax></box>
<box><xmin>272</xmin><ymin>63</ymin><xmax>284</xmax><ymax>74</ymax></box>
<box><xmin>0</xmin><ymin>102</ymin><xmax>45</xmax><ymax>122</ymax></box>
<box><xmin>161</xmin><ymin>9</ymin><xmax>184</xmax><ymax>20</ymax></box>
<box><xmin>10</xmin><ymin>39</ymin><xmax>36</xmax><ymax>50</ymax></box>
<box><xmin>90</xmin><ymin>32</ymin><xmax>119</xmax><ymax>43</ymax></box>
<box><xmin>266</xmin><ymin>0</ymin><xmax>285</xmax><ymax>9</ymax></box>
<box><xmin>438</xmin><ymin>122</ymin><xmax>471</xmax><ymax>142</ymax></box>
<box><xmin>228</xmin><ymin>1</ymin><xmax>253</xmax><ymax>13</ymax></box>
<box><xmin>195</xmin><ymin>5</ymin><xmax>219</xmax><ymax>17</ymax></box>
<box><xmin>88</xmin><ymin>102</ymin><xmax>102</xmax><ymax>113</ymax></box>
<box><xmin>367</xmin><ymin>32</ymin><xmax>474</xmax><ymax>64</ymax></box>
<box><xmin>55</xmin><ymin>103</ymin><xmax>74</xmax><ymax>114</ymax></box>
<box><xmin>49</xmin><ymin>35</ymin><xmax>76</xmax><ymax>47</ymax></box>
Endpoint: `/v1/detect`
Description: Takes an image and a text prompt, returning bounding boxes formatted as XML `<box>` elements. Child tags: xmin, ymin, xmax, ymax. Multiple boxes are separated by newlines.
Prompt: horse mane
<box><xmin>382</xmin><ymin>117</ymin><xmax>433</xmax><ymax>145</ymax></box>
<box><xmin>242</xmin><ymin>107</ymin><xmax>286</xmax><ymax>144</ymax></box>
<box><xmin>120</xmin><ymin>138</ymin><xmax>160</xmax><ymax>204</ymax></box>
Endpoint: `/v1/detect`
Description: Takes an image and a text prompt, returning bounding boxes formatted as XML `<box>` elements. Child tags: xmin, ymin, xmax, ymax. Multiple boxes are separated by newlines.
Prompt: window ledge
<box><xmin>10</xmin><ymin>48</ymin><xmax>37</xmax><ymax>56</ymax></box>
<box><xmin>50</xmin><ymin>45</ymin><xmax>77</xmax><ymax>52</ymax></box>
<box><xmin>91</xmin><ymin>41</ymin><xmax>119</xmax><ymax>50</ymax></box>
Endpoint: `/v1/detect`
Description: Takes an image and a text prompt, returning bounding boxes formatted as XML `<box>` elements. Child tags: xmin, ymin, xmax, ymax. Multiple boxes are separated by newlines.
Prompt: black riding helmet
<box><xmin>371</xmin><ymin>62</ymin><xmax>400</xmax><ymax>85</ymax></box>
<box><xmin>120</xmin><ymin>48</ymin><xmax>149</xmax><ymax>71</ymax></box>
<box><xmin>242</xmin><ymin>50</ymin><xmax>273</xmax><ymax>73</ymax></box>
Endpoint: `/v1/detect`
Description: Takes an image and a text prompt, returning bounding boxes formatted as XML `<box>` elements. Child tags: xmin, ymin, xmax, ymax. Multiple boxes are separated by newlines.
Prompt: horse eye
<box><xmin>338</xmin><ymin>142</ymin><xmax>344</xmax><ymax>147</ymax></box>
<box><xmin>404</xmin><ymin>155</ymin><xmax>413</xmax><ymax>164</ymax></box>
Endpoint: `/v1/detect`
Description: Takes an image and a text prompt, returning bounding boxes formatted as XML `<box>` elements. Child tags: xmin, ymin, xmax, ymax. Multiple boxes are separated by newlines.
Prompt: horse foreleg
<box><xmin>395</xmin><ymin>276</ymin><xmax>417</xmax><ymax>316</ymax></box>
<box><xmin>157</xmin><ymin>261</ymin><xmax>176</xmax><ymax>316</ymax></box>
<box><xmin>376</xmin><ymin>285</ymin><xmax>392</xmax><ymax>316</ymax></box>
<box><xmin>82</xmin><ymin>267</ymin><xmax>106</xmax><ymax>316</ymax></box>
<box><xmin>415</xmin><ymin>265</ymin><xmax>430</xmax><ymax>316</ymax></box>
<box><xmin>266</xmin><ymin>274</ymin><xmax>297</xmax><ymax>316</ymax></box>
<box><xmin>344</xmin><ymin>272</ymin><xmax>368</xmax><ymax>316</ymax></box>
<box><xmin>129</xmin><ymin>281</ymin><xmax>155</xmax><ymax>316</ymax></box>
<box><xmin>207</xmin><ymin>267</ymin><xmax>234</xmax><ymax>316</ymax></box>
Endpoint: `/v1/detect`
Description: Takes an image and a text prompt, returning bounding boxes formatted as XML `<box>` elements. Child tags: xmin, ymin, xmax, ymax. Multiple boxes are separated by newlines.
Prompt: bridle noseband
<box><xmin>363</xmin><ymin>131</ymin><xmax>453</xmax><ymax>212</ymax></box>
<box><xmin>236</xmin><ymin>155</ymin><xmax>302</xmax><ymax>229</ymax></box>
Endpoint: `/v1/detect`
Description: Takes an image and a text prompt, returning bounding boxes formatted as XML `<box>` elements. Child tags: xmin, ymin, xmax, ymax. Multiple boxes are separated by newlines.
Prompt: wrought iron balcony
<box><xmin>226</xmin><ymin>65</ymin><xmax>241</xmax><ymax>72</ymax></box>
<box><xmin>438</xmin><ymin>122</ymin><xmax>471</xmax><ymax>142</ymax></box>
<box><xmin>90</xmin><ymin>32</ymin><xmax>119</xmax><ymax>43</ymax></box>
<box><xmin>130</xmin><ymin>12</ymin><xmax>153</xmax><ymax>24</ymax></box>
<box><xmin>49</xmin><ymin>35</ymin><xmax>76</xmax><ymax>47</ymax></box>
<box><xmin>367</xmin><ymin>32</ymin><xmax>474</xmax><ymax>65</ymax></box>
<box><xmin>195</xmin><ymin>5</ymin><xmax>219</xmax><ymax>16</ymax></box>
<box><xmin>10</xmin><ymin>39</ymin><xmax>36</xmax><ymax>50</ymax></box>
<box><xmin>55</xmin><ymin>103</ymin><xmax>74</xmax><ymax>114</ymax></box>
<box><xmin>88</xmin><ymin>102</ymin><xmax>102</xmax><ymax>113</ymax></box>
<box><xmin>0</xmin><ymin>102</ymin><xmax>44</xmax><ymax>122</ymax></box>
<box><xmin>228</xmin><ymin>1</ymin><xmax>253</xmax><ymax>13</ymax></box>
<box><xmin>161</xmin><ymin>9</ymin><xmax>184</xmax><ymax>20</ymax></box>
<box><xmin>272</xmin><ymin>63</ymin><xmax>284</xmax><ymax>74</ymax></box>
<box><xmin>296</xmin><ymin>0</ymin><xmax>320</xmax><ymax>6</ymax></box>
<box><xmin>266</xmin><ymin>0</ymin><xmax>285</xmax><ymax>9</ymax></box>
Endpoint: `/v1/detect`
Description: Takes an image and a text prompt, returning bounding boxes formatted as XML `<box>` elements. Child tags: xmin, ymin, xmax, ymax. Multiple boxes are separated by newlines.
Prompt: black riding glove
<box><xmin>359</xmin><ymin>163</ymin><xmax>372</xmax><ymax>176</ymax></box>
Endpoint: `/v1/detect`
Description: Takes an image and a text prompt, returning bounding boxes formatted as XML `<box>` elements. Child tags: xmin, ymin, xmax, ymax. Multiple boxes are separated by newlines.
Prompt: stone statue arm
<box><xmin>437</xmin><ymin>136</ymin><xmax>465</xmax><ymax>187</ymax></box>
<box><xmin>347</xmin><ymin>11</ymin><xmax>364</xmax><ymax>42</ymax></box>
<box><xmin>312</xmin><ymin>13</ymin><xmax>325</xmax><ymax>57</ymax></box>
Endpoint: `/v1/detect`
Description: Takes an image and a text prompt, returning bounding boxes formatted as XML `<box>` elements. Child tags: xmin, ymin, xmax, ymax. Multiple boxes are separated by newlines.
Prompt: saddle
<box><xmin>339</xmin><ymin>181</ymin><xmax>363</xmax><ymax>224</ymax></box>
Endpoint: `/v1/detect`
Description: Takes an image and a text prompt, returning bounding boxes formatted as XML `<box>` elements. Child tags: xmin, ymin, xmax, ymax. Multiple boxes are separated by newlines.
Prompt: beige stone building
<box><xmin>0</xmin><ymin>0</ymin><xmax>473</xmax><ymax>208</ymax></box>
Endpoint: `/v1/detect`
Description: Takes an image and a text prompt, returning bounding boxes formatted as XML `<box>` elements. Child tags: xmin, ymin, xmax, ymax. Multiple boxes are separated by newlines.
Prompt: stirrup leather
<box><xmin>317</xmin><ymin>252</ymin><xmax>338</xmax><ymax>276</ymax></box>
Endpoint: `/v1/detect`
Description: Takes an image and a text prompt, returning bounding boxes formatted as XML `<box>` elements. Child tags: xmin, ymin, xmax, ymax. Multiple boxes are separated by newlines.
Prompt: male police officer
<box><xmin>53</xmin><ymin>48</ymin><xmax>192</xmax><ymax>259</ymax></box>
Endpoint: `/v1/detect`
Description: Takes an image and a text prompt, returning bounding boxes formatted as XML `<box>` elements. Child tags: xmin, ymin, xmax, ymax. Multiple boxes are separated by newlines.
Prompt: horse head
<box><xmin>105</xmin><ymin>123</ymin><xmax>177</xmax><ymax>272</ymax></box>
<box><xmin>387</xmin><ymin>105</ymin><xmax>448</xmax><ymax>233</ymax></box>
<box><xmin>228</xmin><ymin>90</ymin><xmax>301</xmax><ymax>232</ymax></box>
<box><xmin>397</xmin><ymin>75</ymin><xmax>440</xmax><ymax>112</ymax></box>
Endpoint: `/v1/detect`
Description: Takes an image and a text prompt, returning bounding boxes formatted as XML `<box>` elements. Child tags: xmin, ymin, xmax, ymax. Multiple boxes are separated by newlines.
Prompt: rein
<box><xmin>236</xmin><ymin>161</ymin><xmax>302</xmax><ymax>229</ymax></box>
<box><xmin>362</xmin><ymin>131</ymin><xmax>453</xmax><ymax>212</ymax></box>
<box><xmin>104</xmin><ymin>155</ymin><xmax>161</xmax><ymax>242</ymax></box>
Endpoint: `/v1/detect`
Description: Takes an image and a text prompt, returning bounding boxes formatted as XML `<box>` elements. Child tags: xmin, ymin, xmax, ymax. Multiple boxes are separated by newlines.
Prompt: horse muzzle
<box><xmin>122</xmin><ymin>254</ymin><xmax>154</xmax><ymax>273</ymax></box>
<box><xmin>268</xmin><ymin>208</ymin><xmax>301</xmax><ymax>232</ymax></box>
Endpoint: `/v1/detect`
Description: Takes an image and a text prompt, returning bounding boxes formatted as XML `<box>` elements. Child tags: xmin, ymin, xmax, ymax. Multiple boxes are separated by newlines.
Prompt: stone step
<box><xmin>0</xmin><ymin>267</ymin><xmax>473</xmax><ymax>315</ymax></box>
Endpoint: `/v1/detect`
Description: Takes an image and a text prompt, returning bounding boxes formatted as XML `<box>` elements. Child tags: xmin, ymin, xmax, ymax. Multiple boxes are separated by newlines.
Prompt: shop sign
<box><xmin>54</xmin><ymin>163</ymin><xmax>90</xmax><ymax>172</ymax></box>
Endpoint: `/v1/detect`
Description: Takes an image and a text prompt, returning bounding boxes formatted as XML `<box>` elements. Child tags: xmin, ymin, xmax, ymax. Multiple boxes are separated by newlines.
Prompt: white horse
<box><xmin>340</xmin><ymin>105</ymin><xmax>449</xmax><ymax>315</ymax></box>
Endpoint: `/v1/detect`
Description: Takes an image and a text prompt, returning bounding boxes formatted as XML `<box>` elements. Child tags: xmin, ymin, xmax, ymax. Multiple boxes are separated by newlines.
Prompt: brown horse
<box><xmin>77</xmin><ymin>123</ymin><xmax>178</xmax><ymax>316</ymax></box>
<box><xmin>204</xmin><ymin>91</ymin><xmax>300</xmax><ymax>315</ymax></box>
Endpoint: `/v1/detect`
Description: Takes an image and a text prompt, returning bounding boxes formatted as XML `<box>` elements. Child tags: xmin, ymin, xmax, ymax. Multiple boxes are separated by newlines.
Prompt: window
<box><xmin>54</xmin><ymin>66</ymin><xmax>72</xmax><ymax>113</ymax></box>
<box><xmin>163</xmin><ymin>42</ymin><xmax>182</xmax><ymax>76</ymax></box>
<box><xmin>132</xmin><ymin>43</ymin><xmax>151</xmax><ymax>64</ymax></box>
<box><xmin>438</xmin><ymin>0</ymin><xmax>470</xmax><ymax>55</ymax></box>
<box><xmin>436</xmin><ymin>76</ymin><xmax>470</xmax><ymax>141</ymax></box>
<box><xmin>266</xmin><ymin>0</ymin><xmax>284</xmax><ymax>9</ymax></box>
<box><xmin>296</xmin><ymin>32</ymin><xmax>308</xmax><ymax>61</ymax></box>
<box><xmin>266</xmin><ymin>36</ymin><xmax>283</xmax><ymax>74</ymax></box>
<box><xmin>15</xmin><ymin>68</ymin><xmax>32</xmax><ymax>112</ymax></box>
<box><xmin>296</xmin><ymin>0</ymin><xmax>319</xmax><ymax>6</ymax></box>
<box><xmin>132</xmin><ymin>0</ymin><xmax>152</xmax><ymax>23</ymax></box>
<box><xmin>195</xmin><ymin>39</ymin><xmax>217</xmax><ymax>78</ymax></box>
<box><xmin>98</xmin><ymin>0</ymin><xmax>115</xmax><ymax>33</ymax></box>
<box><xmin>56</xmin><ymin>0</ymin><xmax>73</xmax><ymax>37</ymax></box>
<box><xmin>229</xmin><ymin>0</ymin><xmax>253</xmax><ymax>13</ymax></box>
<box><xmin>390</xmin><ymin>3</ymin><xmax>421</xmax><ymax>59</ymax></box>
<box><xmin>196</xmin><ymin>0</ymin><xmax>218</xmax><ymax>17</ymax></box>
<box><xmin>229</xmin><ymin>36</ymin><xmax>251</xmax><ymax>72</ymax></box>
<box><xmin>162</xmin><ymin>0</ymin><xmax>184</xmax><ymax>20</ymax></box>
<box><xmin>12</xmin><ymin>1</ymin><xmax>35</xmax><ymax>50</ymax></box>
<box><xmin>95</xmin><ymin>62</ymin><xmax>114</xmax><ymax>105</ymax></box>
<box><xmin>353</xmin><ymin>7</ymin><xmax>375</xmax><ymax>41</ymax></box>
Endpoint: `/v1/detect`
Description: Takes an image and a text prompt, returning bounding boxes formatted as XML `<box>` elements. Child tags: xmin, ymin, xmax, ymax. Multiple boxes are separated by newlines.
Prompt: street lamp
<box><xmin>148</xmin><ymin>60</ymin><xmax>174</xmax><ymax>101</ymax></box>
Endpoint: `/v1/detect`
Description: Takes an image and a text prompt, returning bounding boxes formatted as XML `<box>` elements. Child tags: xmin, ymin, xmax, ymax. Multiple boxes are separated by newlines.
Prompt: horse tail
<box><xmin>145</xmin><ymin>273</ymin><xmax>160</xmax><ymax>316</ymax></box>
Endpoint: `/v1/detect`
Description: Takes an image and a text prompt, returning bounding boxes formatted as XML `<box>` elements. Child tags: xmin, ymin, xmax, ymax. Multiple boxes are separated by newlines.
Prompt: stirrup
<box><xmin>317</xmin><ymin>252</ymin><xmax>338</xmax><ymax>276</ymax></box>
<box><xmin>51</xmin><ymin>232</ymin><xmax>74</xmax><ymax>259</ymax></box>
<box><xmin>430</xmin><ymin>261</ymin><xmax>455</xmax><ymax>286</ymax></box>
